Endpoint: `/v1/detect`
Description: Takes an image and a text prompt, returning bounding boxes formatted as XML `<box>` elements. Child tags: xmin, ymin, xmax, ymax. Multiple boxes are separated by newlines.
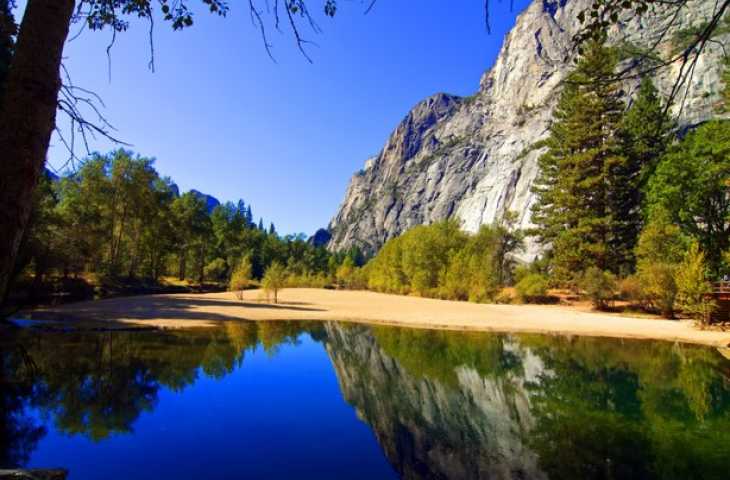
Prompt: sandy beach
<box><xmin>21</xmin><ymin>288</ymin><xmax>730</xmax><ymax>347</ymax></box>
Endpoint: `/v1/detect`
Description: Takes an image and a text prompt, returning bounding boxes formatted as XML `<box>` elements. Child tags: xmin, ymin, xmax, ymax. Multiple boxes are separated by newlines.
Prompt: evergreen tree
<box><xmin>258</xmin><ymin>218</ymin><xmax>265</xmax><ymax>231</ymax></box>
<box><xmin>269</xmin><ymin>222</ymin><xmax>276</xmax><ymax>236</ymax></box>
<box><xmin>531</xmin><ymin>40</ymin><xmax>627</xmax><ymax>280</ymax></box>
<box><xmin>245</xmin><ymin>205</ymin><xmax>254</xmax><ymax>227</ymax></box>
<box><xmin>614</xmin><ymin>78</ymin><xmax>674</xmax><ymax>272</ymax></box>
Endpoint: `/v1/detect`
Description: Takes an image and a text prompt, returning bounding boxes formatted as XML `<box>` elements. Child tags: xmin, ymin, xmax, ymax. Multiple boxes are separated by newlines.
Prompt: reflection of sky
<box><xmin>26</xmin><ymin>333</ymin><xmax>397</xmax><ymax>480</ymax></box>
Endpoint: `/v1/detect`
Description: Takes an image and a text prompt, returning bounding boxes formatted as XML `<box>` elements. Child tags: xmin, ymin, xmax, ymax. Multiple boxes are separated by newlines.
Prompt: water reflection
<box><xmin>2</xmin><ymin>321</ymin><xmax>730</xmax><ymax>479</ymax></box>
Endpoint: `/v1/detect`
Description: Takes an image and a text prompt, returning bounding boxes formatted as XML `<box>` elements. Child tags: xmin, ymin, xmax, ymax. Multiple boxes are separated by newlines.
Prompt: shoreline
<box><xmin>21</xmin><ymin>288</ymin><xmax>730</xmax><ymax>347</ymax></box>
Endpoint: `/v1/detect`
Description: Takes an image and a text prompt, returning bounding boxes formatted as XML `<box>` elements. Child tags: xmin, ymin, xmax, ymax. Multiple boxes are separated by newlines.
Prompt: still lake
<box><xmin>2</xmin><ymin>320</ymin><xmax>730</xmax><ymax>479</ymax></box>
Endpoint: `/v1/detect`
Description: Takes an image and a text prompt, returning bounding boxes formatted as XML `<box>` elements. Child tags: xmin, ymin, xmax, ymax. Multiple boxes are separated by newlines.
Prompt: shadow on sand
<box><xmin>24</xmin><ymin>295</ymin><xmax>326</xmax><ymax>325</ymax></box>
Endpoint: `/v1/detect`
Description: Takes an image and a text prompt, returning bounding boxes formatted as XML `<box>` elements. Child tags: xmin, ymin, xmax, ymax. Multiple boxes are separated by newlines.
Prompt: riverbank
<box><xmin>21</xmin><ymin>288</ymin><xmax>730</xmax><ymax>347</ymax></box>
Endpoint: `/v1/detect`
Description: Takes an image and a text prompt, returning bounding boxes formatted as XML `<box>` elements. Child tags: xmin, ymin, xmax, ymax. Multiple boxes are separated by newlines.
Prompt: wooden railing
<box><xmin>709</xmin><ymin>282</ymin><xmax>730</xmax><ymax>323</ymax></box>
<box><xmin>713</xmin><ymin>281</ymin><xmax>730</xmax><ymax>294</ymax></box>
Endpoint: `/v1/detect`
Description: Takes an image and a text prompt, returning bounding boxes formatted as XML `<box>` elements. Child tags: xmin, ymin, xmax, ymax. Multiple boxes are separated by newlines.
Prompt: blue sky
<box><xmin>19</xmin><ymin>0</ymin><xmax>532</xmax><ymax>235</ymax></box>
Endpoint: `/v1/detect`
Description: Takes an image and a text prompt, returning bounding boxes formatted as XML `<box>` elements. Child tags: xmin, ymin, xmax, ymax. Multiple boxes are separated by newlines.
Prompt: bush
<box><xmin>335</xmin><ymin>257</ymin><xmax>356</xmax><ymax>288</ymax></box>
<box><xmin>495</xmin><ymin>289</ymin><xmax>514</xmax><ymax>304</ymax></box>
<box><xmin>515</xmin><ymin>273</ymin><xmax>549</xmax><ymax>303</ymax></box>
<box><xmin>618</xmin><ymin>275</ymin><xmax>645</xmax><ymax>306</ymax></box>
<box><xmin>286</xmin><ymin>271</ymin><xmax>330</xmax><ymax>289</ymax></box>
<box><xmin>262</xmin><ymin>262</ymin><xmax>287</xmax><ymax>304</ymax></box>
<box><xmin>675</xmin><ymin>242</ymin><xmax>717</xmax><ymax>323</ymax></box>
<box><xmin>635</xmin><ymin>212</ymin><xmax>686</xmax><ymax>318</ymax></box>
<box><xmin>229</xmin><ymin>255</ymin><xmax>253</xmax><ymax>300</ymax></box>
<box><xmin>579</xmin><ymin>267</ymin><xmax>616</xmax><ymax>310</ymax></box>
<box><xmin>204</xmin><ymin>258</ymin><xmax>227</xmax><ymax>282</ymax></box>
<box><xmin>638</xmin><ymin>263</ymin><xmax>677</xmax><ymax>318</ymax></box>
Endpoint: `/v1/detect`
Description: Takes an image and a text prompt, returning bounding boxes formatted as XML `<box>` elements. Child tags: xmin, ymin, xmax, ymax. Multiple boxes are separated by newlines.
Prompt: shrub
<box><xmin>579</xmin><ymin>267</ymin><xmax>616</xmax><ymax>310</ymax></box>
<box><xmin>638</xmin><ymin>263</ymin><xmax>678</xmax><ymax>318</ymax></box>
<box><xmin>335</xmin><ymin>256</ymin><xmax>356</xmax><ymax>288</ymax></box>
<box><xmin>204</xmin><ymin>258</ymin><xmax>227</xmax><ymax>282</ymax></box>
<box><xmin>618</xmin><ymin>275</ymin><xmax>645</xmax><ymax>306</ymax></box>
<box><xmin>229</xmin><ymin>255</ymin><xmax>252</xmax><ymax>300</ymax></box>
<box><xmin>675</xmin><ymin>242</ymin><xmax>717</xmax><ymax>323</ymax></box>
<box><xmin>515</xmin><ymin>273</ymin><xmax>549</xmax><ymax>303</ymax></box>
<box><xmin>262</xmin><ymin>262</ymin><xmax>287</xmax><ymax>304</ymax></box>
<box><xmin>286</xmin><ymin>271</ymin><xmax>330</xmax><ymax>289</ymax></box>
<box><xmin>495</xmin><ymin>289</ymin><xmax>514</xmax><ymax>304</ymax></box>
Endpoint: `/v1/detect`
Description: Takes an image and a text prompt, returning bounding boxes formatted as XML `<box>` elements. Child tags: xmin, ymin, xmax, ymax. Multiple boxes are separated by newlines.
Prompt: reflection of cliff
<box><xmin>324</xmin><ymin>324</ymin><xmax>730</xmax><ymax>480</ymax></box>
<box><xmin>323</xmin><ymin>323</ymin><xmax>547</xmax><ymax>480</ymax></box>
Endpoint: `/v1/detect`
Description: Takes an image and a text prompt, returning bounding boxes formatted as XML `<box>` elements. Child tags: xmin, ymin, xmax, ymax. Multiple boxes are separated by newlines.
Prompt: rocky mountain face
<box><xmin>188</xmin><ymin>189</ymin><xmax>221</xmax><ymax>213</ymax></box>
<box><xmin>323</xmin><ymin>323</ymin><xmax>548</xmax><ymax>480</ymax></box>
<box><xmin>327</xmin><ymin>0</ymin><xmax>728</xmax><ymax>259</ymax></box>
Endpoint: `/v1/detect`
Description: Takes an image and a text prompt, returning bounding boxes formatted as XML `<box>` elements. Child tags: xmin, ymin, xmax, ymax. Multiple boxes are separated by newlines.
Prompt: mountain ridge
<box><xmin>327</xmin><ymin>0</ymin><xmax>728</xmax><ymax>259</ymax></box>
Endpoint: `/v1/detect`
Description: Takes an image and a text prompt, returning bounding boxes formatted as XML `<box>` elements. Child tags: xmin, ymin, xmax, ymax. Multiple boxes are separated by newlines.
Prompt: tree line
<box><xmin>342</xmin><ymin>39</ymin><xmax>729</xmax><ymax>321</ymax></box>
<box><xmin>10</xmin><ymin>149</ymin><xmax>363</xmax><ymax>303</ymax></box>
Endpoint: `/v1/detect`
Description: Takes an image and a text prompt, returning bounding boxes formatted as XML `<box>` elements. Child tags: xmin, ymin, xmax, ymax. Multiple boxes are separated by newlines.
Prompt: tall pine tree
<box><xmin>531</xmin><ymin>40</ymin><xmax>627</xmax><ymax>281</ymax></box>
<box><xmin>614</xmin><ymin>78</ymin><xmax>674</xmax><ymax>272</ymax></box>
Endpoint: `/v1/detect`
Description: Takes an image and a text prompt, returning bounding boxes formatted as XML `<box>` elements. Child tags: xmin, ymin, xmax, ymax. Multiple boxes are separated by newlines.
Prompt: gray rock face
<box><xmin>328</xmin><ymin>0</ymin><xmax>728</xmax><ymax>259</ymax></box>
<box><xmin>323</xmin><ymin>323</ymin><xmax>547</xmax><ymax>480</ymax></box>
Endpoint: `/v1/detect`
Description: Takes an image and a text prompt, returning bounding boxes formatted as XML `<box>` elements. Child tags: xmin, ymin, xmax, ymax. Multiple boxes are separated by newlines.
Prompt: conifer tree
<box><xmin>269</xmin><ymin>222</ymin><xmax>276</xmax><ymax>236</ymax></box>
<box><xmin>258</xmin><ymin>218</ymin><xmax>265</xmax><ymax>231</ymax></box>
<box><xmin>531</xmin><ymin>39</ymin><xmax>627</xmax><ymax>280</ymax></box>
<box><xmin>614</xmin><ymin>78</ymin><xmax>674</xmax><ymax>272</ymax></box>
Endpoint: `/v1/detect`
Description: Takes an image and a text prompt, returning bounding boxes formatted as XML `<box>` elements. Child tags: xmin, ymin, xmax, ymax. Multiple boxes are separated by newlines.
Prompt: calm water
<box><xmin>2</xmin><ymin>321</ymin><xmax>730</xmax><ymax>479</ymax></box>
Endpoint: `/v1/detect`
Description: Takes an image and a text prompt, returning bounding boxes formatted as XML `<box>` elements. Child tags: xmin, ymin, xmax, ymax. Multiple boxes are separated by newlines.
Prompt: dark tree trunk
<box><xmin>0</xmin><ymin>0</ymin><xmax>75</xmax><ymax>303</ymax></box>
<box><xmin>178</xmin><ymin>249</ymin><xmax>186</xmax><ymax>280</ymax></box>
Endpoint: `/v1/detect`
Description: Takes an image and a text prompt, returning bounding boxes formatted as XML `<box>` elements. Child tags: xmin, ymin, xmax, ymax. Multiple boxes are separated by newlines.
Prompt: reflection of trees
<box><xmin>327</xmin><ymin>324</ymin><xmax>730</xmax><ymax>480</ymax></box>
<box><xmin>0</xmin><ymin>321</ymin><xmax>322</xmax><ymax>464</ymax></box>
<box><xmin>371</xmin><ymin>327</ymin><xmax>523</xmax><ymax>386</ymax></box>
<box><xmin>521</xmin><ymin>336</ymin><xmax>730</xmax><ymax>480</ymax></box>
<box><xmin>0</xmin><ymin>345</ymin><xmax>46</xmax><ymax>467</ymax></box>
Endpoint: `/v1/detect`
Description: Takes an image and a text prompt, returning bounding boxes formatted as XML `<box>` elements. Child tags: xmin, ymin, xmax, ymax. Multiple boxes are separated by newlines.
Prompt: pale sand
<box><xmin>24</xmin><ymin>288</ymin><xmax>730</xmax><ymax>347</ymax></box>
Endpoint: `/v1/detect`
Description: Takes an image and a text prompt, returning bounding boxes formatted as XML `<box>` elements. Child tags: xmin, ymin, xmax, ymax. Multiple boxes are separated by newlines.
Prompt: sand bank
<box><xmin>23</xmin><ymin>288</ymin><xmax>730</xmax><ymax>347</ymax></box>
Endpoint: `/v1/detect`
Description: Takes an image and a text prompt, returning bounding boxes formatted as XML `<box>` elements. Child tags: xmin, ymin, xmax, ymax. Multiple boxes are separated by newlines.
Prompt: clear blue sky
<box><xmin>18</xmin><ymin>0</ymin><xmax>532</xmax><ymax>236</ymax></box>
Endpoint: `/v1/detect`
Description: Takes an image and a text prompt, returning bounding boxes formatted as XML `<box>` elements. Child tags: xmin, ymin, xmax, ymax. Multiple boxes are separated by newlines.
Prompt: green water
<box><xmin>2</xmin><ymin>321</ymin><xmax>730</xmax><ymax>479</ymax></box>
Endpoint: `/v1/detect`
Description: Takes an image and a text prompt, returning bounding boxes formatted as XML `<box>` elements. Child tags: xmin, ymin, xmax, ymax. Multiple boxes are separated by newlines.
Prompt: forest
<box><xmin>9</xmin><ymin>149</ymin><xmax>364</xmax><ymax>306</ymax></box>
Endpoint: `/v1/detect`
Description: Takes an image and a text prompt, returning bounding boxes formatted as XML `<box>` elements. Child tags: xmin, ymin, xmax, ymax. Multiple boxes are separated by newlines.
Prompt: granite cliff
<box><xmin>328</xmin><ymin>0</ymin><xmax>728</xmax><ymax>259</ymax></box>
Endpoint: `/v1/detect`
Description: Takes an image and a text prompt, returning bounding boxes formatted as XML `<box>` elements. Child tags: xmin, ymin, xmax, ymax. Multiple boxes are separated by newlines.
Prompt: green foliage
<box><xmin>14</xmin><ymin>149</ymin><xmax>339</xmax><ymax>300</ymax></box>
<box><xmin>646</xmin><ymin>121</ymin><xmax>730</xmax><ymax>273</ymax></box>
<box><xmin>515</xmin><ymin>273</ymin><xmax>549</xmax><ymax>303</ymax></box>
<box><xmin>618</xmin><ymin>275</ymin><xmax>644</xmax><ymax>305</ymax></box>
<box><xmin>365</xmin><ymin>219</ymin><xmax>522</xmax><ymax>303</ymax></box>
<box><xmin>229</xmin><ymin>255</ymin><xmax>252</xmax><ymax>300</ymax></box>
<box><xmin>635</xmin><ymin>214</ymin><xmax>687</xmax><ymax>318</ymax></box>
<box><xmin>203</xmin><ymin>258</ymin><xmax>227</xmax><ymax>281</ymax></box>
<box><xmin>579</xmin><ymin>267</ymin><xmax>616</xmax><ymax>310</ymax></box>
<box><xmin>262</xmin><ymin>261</ymin><xmax>286</xmax><ymax>303</ymax></box>
<box><xmin>531</xmin><ymin>40</ymin><xmax>631</xmax><ymax>280</ymax></box>
<box><xmin>675</xmin><ymin>242</ymin><xmax>717</xmax><ymax>323</ymax></box>
<box><xmin>335</xmin><ymin>256</ymin><xmax>356</xmax><ymax>288</ymax></box>
<box><xmin>640</xmin><ymin>263</ymin><xmax>679</xmax><ymax>319</ymax></box>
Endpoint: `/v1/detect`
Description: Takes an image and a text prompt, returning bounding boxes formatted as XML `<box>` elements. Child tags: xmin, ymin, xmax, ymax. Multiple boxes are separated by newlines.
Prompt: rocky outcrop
<box><xmin>323</xmin><ymin>323</ymin><xmax>547</xmax><ymax>480</ymax></box>
<box><xmin>307</xmin><ymin>228</ymin><xmax>332</xmax><ymax>248</ymax></box>
<box><xmin>328</xmin><ymin>0</ymin><xmax>729</xmax><ymax>258</ymax></box>
<box><xmin>188</xmin><ymin>189</ymin><xmax>220</xmax><ymax>213</ymax></box>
